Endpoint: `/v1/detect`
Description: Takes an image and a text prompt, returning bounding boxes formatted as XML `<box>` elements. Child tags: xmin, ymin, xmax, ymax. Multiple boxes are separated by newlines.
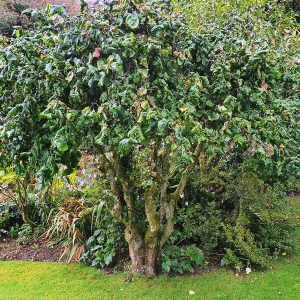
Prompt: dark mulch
<box><xmin>0</xmin><ymin>235</ymin><xmax>219</xmax><ymax>276</ymax></box>
<box><xmin>0</xmin><ymin>236</ymin><xmax>64</xmax><ymax>262</ymax></box>
<box><xmin>191</xmin><ymin>258</ymin><xmax>220</xmax><ymax>276</ymax></box>
<box><xmin>288</xmin><ymin>193</ymin><xmax>300</xmax><ymax>197</ymax></box>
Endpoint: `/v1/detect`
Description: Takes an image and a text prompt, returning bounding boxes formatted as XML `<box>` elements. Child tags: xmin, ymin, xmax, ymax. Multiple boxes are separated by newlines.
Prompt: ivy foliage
<box><xmin>0</xmin><ymin>0</ymin><xmax>299</xmax><ymax>185</ymax></box>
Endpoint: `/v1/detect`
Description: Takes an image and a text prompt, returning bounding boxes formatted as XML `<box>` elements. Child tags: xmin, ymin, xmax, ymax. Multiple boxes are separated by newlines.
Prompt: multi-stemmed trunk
<box><xmin>116</xmin><ymin>171</ymin><xmax>192</xmax><ymax>277</ymax></box>
<box><xmin>102</xmin><ymin>145</ymin><xmax>201</xmax><ymax>277</ymax></box>
<box><xmin>125</xmin><ymin>222</ymin><xmax>164</xmax><ymax>277</ymax></box>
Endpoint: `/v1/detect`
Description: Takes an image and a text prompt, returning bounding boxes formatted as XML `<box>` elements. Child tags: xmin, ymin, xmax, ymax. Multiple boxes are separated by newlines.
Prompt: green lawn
<box><xmin>0</xmin><ymin>197</ymin><xmax>299</xmax><ymax>300</ymax></box>
<box><xmin>289</xmin><ymin>196</ymin><xmax>300</xmax><ymax>210</ymax></box>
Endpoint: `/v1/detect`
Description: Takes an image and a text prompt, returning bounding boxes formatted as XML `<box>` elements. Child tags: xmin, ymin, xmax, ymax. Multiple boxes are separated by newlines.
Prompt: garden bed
<box><xmin>0</xmin><ymin>236</ymin><xmax>218</xmax><ymax>276</ymax></box>
<box><xmin>0</xmin><ymin>237</ymin><xmax>63</xmax><ymax>262</ymax></box>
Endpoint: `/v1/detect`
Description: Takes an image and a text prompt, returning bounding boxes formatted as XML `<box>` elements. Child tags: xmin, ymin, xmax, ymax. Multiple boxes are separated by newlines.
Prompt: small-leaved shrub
<box><xmin>174</xmin><ymin>167</ymin><xmax>299</xmax><ymax>272</ymax></box>
<box><xmin>176</xmin><ymin>201</ymin><xmax>222</xmax><ymax>253</ymax></box>
<box><xmin>221</xmin><ymin>173</ymin><xmax>300</xmax><ymax>270</ymax></box>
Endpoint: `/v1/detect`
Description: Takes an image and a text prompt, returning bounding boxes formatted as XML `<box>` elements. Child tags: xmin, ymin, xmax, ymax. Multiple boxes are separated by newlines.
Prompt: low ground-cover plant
<box><xmin>46</xmin><ymin>166</ymin><xmax>127</xmax><ymax>265</ymax></box>
<box><xmin>82</xmin><ymin>217</ymin><xmax>127</xmax><ymax>269</ymax></box>
<box><xmin>161</xmin><ymin>244</ymin><xmax>205</xmax><ymax>275</ymax></box>
<box><xmin>0</xmin><ymin>200</ymin><xmax>21</xmax><ymax>231</ymax></box>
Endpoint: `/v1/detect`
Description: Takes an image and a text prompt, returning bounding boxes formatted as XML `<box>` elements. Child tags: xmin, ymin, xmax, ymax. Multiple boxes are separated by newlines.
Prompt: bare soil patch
<box><xmin>0</xmin><ymin>237</ymin><xmax>63</xmax><ymax>262</ymax></box>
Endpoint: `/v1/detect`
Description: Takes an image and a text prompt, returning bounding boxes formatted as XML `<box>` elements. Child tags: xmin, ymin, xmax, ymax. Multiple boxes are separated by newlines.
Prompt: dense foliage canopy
<box><xmin>0</xmin><ymin>0</ymin><xmax>299</xmax><ymax>275</ymax></box>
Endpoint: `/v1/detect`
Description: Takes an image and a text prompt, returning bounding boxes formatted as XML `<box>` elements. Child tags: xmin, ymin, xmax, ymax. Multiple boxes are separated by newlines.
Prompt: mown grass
<box><xmin>0</xmin><ymin>253</ymin><xmax>299</xmax><ymax>300</ymax></box>
<box><xmin>0</xmin><ymin>197</ymin><xmax>299</xmax><ymax>300</ymax></box>
<box><xmin>289</xmin><ymin>196</ymin><xmax>300</xmax><ymax>210</ymax></box>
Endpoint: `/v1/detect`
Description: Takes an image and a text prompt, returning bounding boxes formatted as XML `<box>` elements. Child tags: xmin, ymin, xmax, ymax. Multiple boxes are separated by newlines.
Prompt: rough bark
<box><xmin>125</xmin><ymin>221</ymin><xmax>160</xmax><ymax>276</ymax></box>
<box><xmin>145</xmin><ymin>238</ymin><xmax>159</xmax><ymax>277</ymax></box>
<box><xmin>125</xmin><ymin>225</ymin><xmax>145</xmax><ymax>273</ymax></box>
<box><xmin>102</xmin><ymin>145</ymin><xmax>202</xmax><ymax>276</ymax></box>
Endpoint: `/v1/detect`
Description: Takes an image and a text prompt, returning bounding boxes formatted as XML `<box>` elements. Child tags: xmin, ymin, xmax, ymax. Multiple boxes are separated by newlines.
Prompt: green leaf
<box><xmin>45</xmin><ymin>63</ymin><xmax>53</xmax><ymax>74</ymax></box>
<box><xmin>206</xmin><ymin>146</ymin><xmax>214</xmax><ymax>156</ymax></box>
<box><xmin>162</xmin><ymin>262</ymin><xmax>171</xmax><ymax>273</ymax></box>
<box><xmin>118</xmin><ymin>138</ymin><xmax>137</xmax><ymax>155</ymax></box>
<box><xmin>7</xmin><ymin>53</ymin><xmax>17</xmax><ymax>62</ymax></box>
<box><xmin>55</xmin><ymin>138</ymin><xmax>69</xmax><ymax>152</ymax></box>
<box><xmin>49</xmin><ymin>4</ymin><xmax>67</xmax><ymax>16</ymax></box>
<box><xmin>206</xmin><ymin>100</ymin><xmax>214</xmax><ymax>107</ymax></box>
<box><xmin>158</xmin><ymin>118</ymin><xmax>169</xmax><ymax>134</ymax></box>
<box><xmin>104</xmin><ymin>253</ymin><xmax>113</xmax><ymax>266</ymax></box>
<box><xmin>208</xmin><ymin>112</ymin><xmax>220</xmax><ymax>121</ymax></box>
<box><xmin>126</xmin><ymin>13</ymin><xmax>139</xmax><ymax>29</ymax></box>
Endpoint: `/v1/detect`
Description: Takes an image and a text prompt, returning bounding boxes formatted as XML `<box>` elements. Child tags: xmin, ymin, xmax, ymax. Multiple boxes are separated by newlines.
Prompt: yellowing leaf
<box><xmin>0</xmin><ymin>171</ymin><xmax>17</xmax><ymax>184</ymax></box>
<box><xmin>40</xmin><ymin>54</ymin><xmax>45</xmax><ymax>59</ymax></box>
<box><xmin>158</xmin><ymin>148</ymin><xmax>165</xmax><ymax>156</ymax></box>
<box><xmin>171</xmin><ymin>142</ymin><xmax>177</xmax><ymax>151</ymax></box>
<box><xmin>168</xmin><ymin>136</ymin><xmax>176</xmax><ymax>143</ymax></box>
<box><xmin>179</xmin><ymin>107</ymin><xmax>188</xmax><ymax>112</ymax></box>
<box><xmin>141</xmin><ymin>101</ymin><xmax>149</xmax><ymax>109</ymax></box>
<box><xmin>292</xmin><ymin>30</ymin><xmax>298</xmax><ymax>38</ymax></box>
<box><xmin>138</xmin><ymin>87</ymin><xmax>147</xmax><ymax>96</ymax></box>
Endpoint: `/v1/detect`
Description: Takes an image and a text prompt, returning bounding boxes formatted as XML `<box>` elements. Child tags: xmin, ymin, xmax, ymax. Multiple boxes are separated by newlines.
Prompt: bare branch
<box><xmin>170</xmin><ymin>144</ymin><xmax>202</xmax><ymax>201</ymax></box>
<box><xmin>0</xmin><ymin>186</ymin><xmax>16</xmax><ymax>202</ymax></box>
<box><xmin>159</xmin><ymin>144</ymin><xmax>203</xmax><ymax>248</ymax></box>
<box><xmin>145</xmin><ymin>182</ymin><xmax>159</xmax><ymax>231</ymax></box>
